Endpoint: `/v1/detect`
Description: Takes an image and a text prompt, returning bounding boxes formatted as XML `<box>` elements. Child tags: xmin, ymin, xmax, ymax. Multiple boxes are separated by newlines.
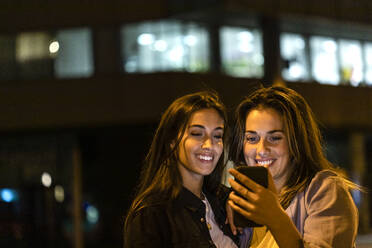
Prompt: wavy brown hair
<box><xmin>229</xmin><ymin>85</ymin><xmax>358</xmax><ymax>209</ymax></box>
<box><xmin>124</xmin><ymin>90</ymin><xmax>228</xmax><ymax>234</ymax></box>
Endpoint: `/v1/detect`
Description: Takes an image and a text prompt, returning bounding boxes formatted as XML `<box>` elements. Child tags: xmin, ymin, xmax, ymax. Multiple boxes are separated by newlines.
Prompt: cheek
<box><xmin>243</xmin><ymin>144</ymin><xmax>254</xmax><ymax>156</ymax></box>
<box><xmin>276</xmin><ymin>145</ymin><xmax>290</xmax><ymax>166</ymax></box>
<box><xmin>277</xmin><ymin>143</ymin><xmax>289</xmax><ymax>157</ymax></box>
<box><xmin>179</xmin><ymin>139</ymin><xmax>193</xmax><ymax>159</ymax></box>
<box><xmin>215</xmin><ymin>143</ymin><xmax>224</xmax><ymax>157</ymax></box>
<box><xmin>242</xmin><ymin>146</ymin><xmax>254</xmax><ymax>166</ymax></box>
<box><xmin>184</xmin><ymin>140</ymin><xmax>197</xmax><ymax>155</ymax></box>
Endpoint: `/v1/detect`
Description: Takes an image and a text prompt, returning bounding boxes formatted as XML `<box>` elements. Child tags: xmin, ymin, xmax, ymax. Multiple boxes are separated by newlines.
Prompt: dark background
<box><xmin>1</xmin><ymin>1</ymin><xmax>372</xmax><ymax>247</ymax></box>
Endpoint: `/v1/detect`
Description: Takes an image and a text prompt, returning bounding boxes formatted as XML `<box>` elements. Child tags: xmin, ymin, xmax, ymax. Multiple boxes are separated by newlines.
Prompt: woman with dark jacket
<box><xmin>124</xmin><ymin>91</ymin><xmax>238</xmax><ymax>248</ymax></box>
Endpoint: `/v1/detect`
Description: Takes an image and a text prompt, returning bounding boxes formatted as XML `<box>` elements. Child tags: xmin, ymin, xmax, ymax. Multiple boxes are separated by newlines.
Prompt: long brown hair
<box><xmin>229</xmin><ymin>85</ymin><xmax>357</xmax><ymax>209</ymax></box>
<box><xmin>124</xmin><ymin>90</ymin><xmax>228</xmax><ymax>232</ymax></box>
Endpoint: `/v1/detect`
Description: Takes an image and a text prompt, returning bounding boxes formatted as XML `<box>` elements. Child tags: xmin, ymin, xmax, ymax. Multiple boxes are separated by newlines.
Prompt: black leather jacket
<box><xmin>124</xmin><ymin>186</ymin><xmax>239</xmax><ymax>247</ymax></box>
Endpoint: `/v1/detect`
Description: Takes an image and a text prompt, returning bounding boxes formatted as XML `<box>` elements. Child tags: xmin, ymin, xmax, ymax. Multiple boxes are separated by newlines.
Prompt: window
<box><xmin>220</xmin><ymin>26</ymin><xmax>263</xmax><ymax>78</ymax></box>
<box><xmin>281</xmin><ymin>32</ymin><xmax>372</xmax><ymax>87</ymax></box>
<box><xmin>280</xmin><ymin>33</ymin><xmax>309</xmax><ymax>81</ymax></box>
<box><xmin>16</xmin><ymin>32</ymin><xmax>54</xmax><ymax>79</ymax></box>
<box><xmin>0</xmin><ymin>28</ymin><xmax>94</xmax><ymax>81</ymax></box>
<box><xmin>54</xmin><ymin>28</ymin><xmax>94</xmax><ymax>78</ymax></box>
<box><xmin>121</xmin><ymin>20</ymin><xmax>209</xmax><ymax>73</ymax></box>
<box><xmin>364</xmin><ymin>43</ymin><xmax>372</xmax><ymax>85</ymax></box>
<box><xmin>310</xmin><ymin>36</ymin><xmax>339</xmax><ymax>85</ymax></box>
<box><xmin>339</xmin><ymin>39</ymin><xmax>363</xmax><ymax>86</ymax></box>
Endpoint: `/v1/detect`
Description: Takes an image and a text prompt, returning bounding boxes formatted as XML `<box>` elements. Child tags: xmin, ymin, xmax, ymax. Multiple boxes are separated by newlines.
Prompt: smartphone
<box><xmin>233</xmin><ymin>165</ymin><xmax>268</xmax><ymax>228</ymax></box>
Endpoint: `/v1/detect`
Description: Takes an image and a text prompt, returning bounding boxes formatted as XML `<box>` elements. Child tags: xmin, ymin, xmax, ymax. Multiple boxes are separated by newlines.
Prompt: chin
<box><xmin>200</xmin><ymin>168</ymin><xmax>215</xmax><ymax>176</ymax></box>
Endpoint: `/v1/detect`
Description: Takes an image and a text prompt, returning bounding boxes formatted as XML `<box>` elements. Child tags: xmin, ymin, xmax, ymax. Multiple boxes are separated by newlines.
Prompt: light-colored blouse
<box><xmin>202</xmin><ymin>194</ymin><xmax>238</xmax><ymax>248</ymax></box>
<box><xmin>241</xmin><ymin>170</ymin><xmax>359</xmax><ymax>248</ymax></box>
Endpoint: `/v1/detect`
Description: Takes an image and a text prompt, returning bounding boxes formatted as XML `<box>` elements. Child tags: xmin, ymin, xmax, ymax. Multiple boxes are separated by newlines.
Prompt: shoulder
<box><xmin>306</xmin><ymin>170</ymin><xmax>348</xmax><ymax>196</ymax></box>
<box><xmin>127</xmin><ymin>201</ymin><xmax>173</xmax><ymax>238</ymax></box>
<box><xmin>304</xmin><ymin>170</ymin><xmax>357</xmax><ymax>214</ymax></box>
<box><xmin>133</xmin><ymin>190</ymin><xmax>176</xmax><ymax>214</ymax></box>
<box><xmin>129</xmin><ymin>191</ymin><xmax>175</xmax><ymax>224</ymax></box>
<box><xmin>131</xmin><ymin>203</ymin><xmax>168</xmax><ymax>225</ymax></box>
<box><xmin>125</xmin><ymin>203</ymin><xmax>172</xmax><ymax>248</ymax></box>
<box><xmin>301</xmin><ymin>171</ymin><xmax>358</xmax><ymax>247</ymax></box>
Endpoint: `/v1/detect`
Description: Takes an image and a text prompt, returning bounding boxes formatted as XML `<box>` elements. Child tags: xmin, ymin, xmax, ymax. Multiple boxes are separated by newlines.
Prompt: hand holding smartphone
<box><xmin>232</xmin><ymin>165</ymin><xmax>268</xmax><ymax>228</ymax></box>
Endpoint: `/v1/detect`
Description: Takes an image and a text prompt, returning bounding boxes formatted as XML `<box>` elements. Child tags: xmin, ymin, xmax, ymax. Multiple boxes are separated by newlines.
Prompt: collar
<box><xmin>175</xmin><ymin>187</ymin><xmax>205</xmax><ymax>213</ymax></box>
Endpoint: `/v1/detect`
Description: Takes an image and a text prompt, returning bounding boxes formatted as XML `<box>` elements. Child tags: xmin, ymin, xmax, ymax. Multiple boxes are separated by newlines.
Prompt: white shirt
<box><xmin>202</xmin><ymin>193</ymin><xmax>237</xmax><ymax>248</ymax></box>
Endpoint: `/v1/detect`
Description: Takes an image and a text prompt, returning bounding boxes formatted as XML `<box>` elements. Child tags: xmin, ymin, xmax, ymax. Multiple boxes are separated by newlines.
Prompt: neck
<box><xmin>177</xmin><ymin>163</ymin><xmax>205</xmax><ymax>198</ymax></box>
<box><xmin>274</xmin><ymin>167</ymin><xmax>291</xmax><ymax>194</ymax></box>
<box><xmin>183</xmin><ymin>180</ymin><xmax>203</xmax><ymax>198</ymax></box>
<box><xmin>274</xmin><ymin>175</ymin><xmax>288</xmax><ymax>194</ymax></box>
<box><xmin>182</xmin><ymin>175</ymin><xmax>204</xmax><ymax>198</ymax></box>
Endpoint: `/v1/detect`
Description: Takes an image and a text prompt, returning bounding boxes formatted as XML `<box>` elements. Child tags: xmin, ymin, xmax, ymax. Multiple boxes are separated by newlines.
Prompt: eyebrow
<box><xmin>189</xmin><ymin>124</ymin><xmax>224</xmax><ymax>131</ymax></box>
<box><xmin>245</xmin><ymin>129</ymin><xmax>284</xmax><ymax>134</ymax></box>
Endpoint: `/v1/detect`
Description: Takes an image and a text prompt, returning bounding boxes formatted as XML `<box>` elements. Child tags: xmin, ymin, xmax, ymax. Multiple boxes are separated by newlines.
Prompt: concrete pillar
<box><xmin>261</xmin><ymin>15</ymin><xmax>282</xmax><ymax>86</ymax></box>
<box><xmin>93</xmin><ymin>26</ymin><xmax>122</xmax><ymax>77</ymax></box>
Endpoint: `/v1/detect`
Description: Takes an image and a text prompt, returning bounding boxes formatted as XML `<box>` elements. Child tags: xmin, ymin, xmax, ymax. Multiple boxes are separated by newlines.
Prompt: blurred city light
<box><xmin>84</xmin><ymin>202</ymin><xmax>99</xmax><ymax>224</ymax></box>
<box><xmin>49</xmin><ymin>41</ymin><xmax>60</xmax><ymax>53</ymax></box>
<box><xmin>0</xmin><ymin>188</ymin><xmax>18</xmax><ymax>203</ymax></box>
<box><xmin>41</xmin><ymin>172</ymin><xmax>52</xmax><ymax>187</ymax></box>
<box><xmin>168</xmin><ymin>45</ymin><xmax>184</xmax><ymax>62</ymax></box>
<box><xmin>184</xmin><ymin>35</ymin><xmax>197</xmax><ymax>46</ymax></box>
<box><xmin>154</xmin><ymin>40</ymin><xmax>167</xmax><ymax>51</ymax></box>
<box><xmin>86</xmin><ymin>205</ymin><xmax>99</xmax><ymax>224</ymax></box>
<box><xmin>137</xmin><ymin>33</ymin><xmax>155</xmax><ymax>46</ymax></box>
<box><xmin>323</xmin><ymin>40</ymin><xmax>337</xmax><ymax>52</ymax></box>
<box><xmin>54</xmin><ymin>185</ymin><xmax>65</xmax><ymax>202</ymax></box>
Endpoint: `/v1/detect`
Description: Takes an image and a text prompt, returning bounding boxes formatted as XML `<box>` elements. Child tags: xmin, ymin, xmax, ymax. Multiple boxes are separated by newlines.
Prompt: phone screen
<box><xmin>233</xmin><ymin>165</ymin><xmax>268</xmax><ymax>228</ymax></box>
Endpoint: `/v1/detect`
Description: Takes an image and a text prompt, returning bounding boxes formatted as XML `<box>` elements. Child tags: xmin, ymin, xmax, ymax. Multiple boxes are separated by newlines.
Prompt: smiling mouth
<box><xmin>198</xmin><ymin>155</ymin><xmax>213</xmax><ymax>161</ymax></box>
<box><xmin>256</xmin><ymin>159</ymin><xmax>274</xmax><ymax>167</ymax></box>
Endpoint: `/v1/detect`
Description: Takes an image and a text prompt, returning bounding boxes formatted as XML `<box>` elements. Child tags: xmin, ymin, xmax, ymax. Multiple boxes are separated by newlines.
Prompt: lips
<box><xmin>255</xmin><ymin>159</ymin><xmax>274</xmax><ymax>167</ymax></box>
<box><xmin>197</xmin><ymin>154</ymin><xmax>213</xmax><ymax>162</ymax></box>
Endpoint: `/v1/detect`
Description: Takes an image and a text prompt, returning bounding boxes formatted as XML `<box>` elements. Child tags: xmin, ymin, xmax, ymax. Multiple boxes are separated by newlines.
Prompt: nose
<box><xmin>201</xmin><ymin>136</ymin><xmax>213</xmax><ymax>149</ymax></box>
<box><xmin>257</xmin><ymin>139</ymin><xmax>269</xmax><ymax>157</ymax></box>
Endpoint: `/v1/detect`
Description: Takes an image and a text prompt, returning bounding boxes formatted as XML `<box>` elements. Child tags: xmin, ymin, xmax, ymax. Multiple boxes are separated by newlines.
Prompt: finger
<box><xmin>228</xmin><ymin>178</ymin><xmax>252</xmax><ymax>199</ymax></box>
<box><xmin>229</xmin><ymin>200</ymin><xmax>264</xmax><ymax>226</ymax></box>
<box><xmin>228</xmin><ymin>200</ymin><xmax>254</xmax><ymax>221</ymax></box>
<box><xmin>229</xmin><ymin>191</ymin><xmax>255</xmax><ymax>211</ymax></box>
<box><xmin>228</xmin><ymin>168</ymin><xmax>263</xmax><ymax>192</ymax></box>
<box><xmin>228</xmin><ymin>177</ymin><xmax>260</xmax><ymax>202</ymax></box>
<box><xmin>226</xmin><ymin>195</ymin><xmax>237</xmax><ymax>234</ymax></box>
<box><xmin>225</xmin><ymin>199</ymin><xmax>238</xmax><ymax>235</ymax></box>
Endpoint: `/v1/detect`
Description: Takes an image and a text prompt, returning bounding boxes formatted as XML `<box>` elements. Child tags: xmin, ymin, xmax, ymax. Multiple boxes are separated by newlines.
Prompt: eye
<box><xmin>245</xmin><ymin>134</ymin><xmax>259</xmax><ymax>144</ymax></box>
<box><xmin>213</xmin><ymin>133</ymin><xmax>223</xmax><ymax>140</ymax></box>
<box><xmin>190</xmin><ymin>132</ymin><xmax>202</xmax><ymax>137</ymax></box>
<box><xmin>268</xmin><ymin>135</ymin><xmax>283</xmax><ymax>143</ymax></box>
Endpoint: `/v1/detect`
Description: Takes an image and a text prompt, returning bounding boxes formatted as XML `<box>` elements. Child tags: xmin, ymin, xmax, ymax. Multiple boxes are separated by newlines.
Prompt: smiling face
<box><xmin>243</xmin><ymin>107</ymin><xmax>291</xmax><ymax>191</ymax></box>
<box><xmin>177</xmin><ymin>108</ymin><xmax>224</xmax><ymax>185</ymax></box>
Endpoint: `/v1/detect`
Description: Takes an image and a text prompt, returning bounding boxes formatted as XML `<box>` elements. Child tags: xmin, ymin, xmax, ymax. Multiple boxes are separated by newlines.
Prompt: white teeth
<box><xmin>257</xmin><ymin>160</ymin><xmax>273</xmax><ymax>166</ymax></box>
<box><xmin>199</xmin><ymin>155</ymin><xmax>213</xmax><ymax>161</ymax></box>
